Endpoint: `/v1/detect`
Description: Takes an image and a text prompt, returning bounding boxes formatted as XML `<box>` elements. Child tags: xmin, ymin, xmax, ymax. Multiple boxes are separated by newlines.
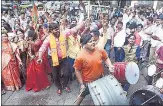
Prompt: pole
<box><xmin>88</xmin><ymin>1</ymin><xmax>90</xmax><ymax>19</ymax></box>
<box><xmin>131</xmin><ymin>1</ymin><xmax>138</xmax><ymax>8</ymax></box>
<box><xmin>98</xmin><ymin>0</ymin><xmax>101</xmax><ymax>12</ymax></box>
<box><xmin>153</xmin><ymin>1</ymin><xmax>158</xmax><ymax>10</ymax></box>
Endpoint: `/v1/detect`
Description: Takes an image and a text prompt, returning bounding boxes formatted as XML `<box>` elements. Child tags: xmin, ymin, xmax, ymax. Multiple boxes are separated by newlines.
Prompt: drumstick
<box><xmin>73</xmin><ymin>88</ymin><xmax>86</xmax><ymax>104</ymax></box>
<box><xmin>141</xmin><ymin>94</ymin><xmax>157</xmax><ymax>105</ymax></box>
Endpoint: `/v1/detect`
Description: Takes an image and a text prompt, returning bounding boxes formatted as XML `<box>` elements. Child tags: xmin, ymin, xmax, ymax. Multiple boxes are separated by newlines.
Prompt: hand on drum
<box><xmin>109</xmin><ymin>65</ymin><xmax>115</xmax><ymax>74</ymax></box>
<box><xmin>80</xmin><ymin>84</ymin><xmax>86</xmax><ymax>93</ymax></box>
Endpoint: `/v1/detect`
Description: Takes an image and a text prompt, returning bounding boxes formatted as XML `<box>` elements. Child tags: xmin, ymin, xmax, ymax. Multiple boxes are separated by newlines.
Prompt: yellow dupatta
<box><xmin>49</xmin><ymin>33</ymin><xmax>67</xmax><ymax>66</ymax></box>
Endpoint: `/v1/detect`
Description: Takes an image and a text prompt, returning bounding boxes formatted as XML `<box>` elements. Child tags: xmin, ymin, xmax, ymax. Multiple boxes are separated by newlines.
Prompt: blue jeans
<box><xmin>114</xmin><ymin>47</ymin><xmax>125</xmax><ymax>62</ymax></box>
<box><xmin>123</xmin><ymin>82</ymin><xmax>130</xmax><ymax>91</ymax></box>
<box><xmin>104</xmin><ymin>39</ymin><xmax>111</xmax><ymax>57</ymax></box>
<box><xmin>67</xmin><ymin>57</ymin><xmax>75</xmax><ymax>73</ymax></box>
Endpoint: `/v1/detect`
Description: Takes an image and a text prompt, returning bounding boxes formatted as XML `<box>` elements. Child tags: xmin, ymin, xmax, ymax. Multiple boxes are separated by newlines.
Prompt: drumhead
<box><xmin>125</xmin><ymin>62</ymin><xmax>140</xmax><ymax>84</ymax></box>
<box><xmin>129</xmin><ymin>85</ymin><xmax>163</xmax><ymax>105</ymax></box>
<box><xmin>88</xmin><ymin>75</ymin><xmax>128</xmax><ymax>105</ymax></box>
<box><xmin>148</xmin><ymin>65</ymin><xmax>157</xmax><ymax>76</ymax></box>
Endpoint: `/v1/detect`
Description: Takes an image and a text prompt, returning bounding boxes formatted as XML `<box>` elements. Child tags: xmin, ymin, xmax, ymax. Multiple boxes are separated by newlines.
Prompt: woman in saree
<box><xmin>2</xmin><ymin>32</ymin><xmax>22</xmax><ymax>91</ymax></box>
<box><xmin>25</xmin><ymin>30</ymin><xmax>50</xmax><ymax>92</ymax></box>
<box><xmin>37</xmin><ymin>24</ymin><xmax>52</xmax><ymax>75</ymax></box>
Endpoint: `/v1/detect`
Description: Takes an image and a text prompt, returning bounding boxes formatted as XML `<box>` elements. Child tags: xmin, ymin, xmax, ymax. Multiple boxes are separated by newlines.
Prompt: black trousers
<box><xmin>20</xmin><ymin>52</ymin><xmax>27</xmax><ymax>82</ymax></box>
<box><xmin>50</xmin><ymin>57</ymin><xmax>70</xmax><ymax>89</ymax></box>
<box><xmin>20</xmin><ymin>52</ymin><xmax>27</xmax><ymax>68</ymax></box>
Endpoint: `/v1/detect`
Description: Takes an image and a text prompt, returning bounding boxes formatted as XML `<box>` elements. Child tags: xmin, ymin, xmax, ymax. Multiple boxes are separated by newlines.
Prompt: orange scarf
<box><xmin>49</xmin><ymin>33</ymin><xmax>66</xmax><ymax>66</ymax></box>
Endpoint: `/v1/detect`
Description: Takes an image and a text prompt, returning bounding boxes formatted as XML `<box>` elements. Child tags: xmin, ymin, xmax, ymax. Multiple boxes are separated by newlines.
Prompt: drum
<box><xmin>113</xmin><ymin>62</ymin><xmax>127</xmax><ymax>83</ymax></box>
<box><xmin>129</xmin><ymin>85</ymin><xmax>163</xmax><ymax>106</ymax></box>
<box><xmin>114</xmin><ymin>62</ymin><xmax>140</xmax><ymax>85</ymax></box>
<box><xmin>145</xmin><ymin>65</ymin><xmax>160</xmax><ymax>85</ymax></box>
<box><xmin>148</xmin><ymin>65</ymin><xmax>157</xmax><ymax>77</ymax></box>
<box><xmin>88</xmin><ymin>75</ymin><xmax>128</xmax><ymax>105</ymax></box>
<box><xmin>125</xmin><ymin>62</ymin><xmax>140</xmax><ymax>85</ymax></box>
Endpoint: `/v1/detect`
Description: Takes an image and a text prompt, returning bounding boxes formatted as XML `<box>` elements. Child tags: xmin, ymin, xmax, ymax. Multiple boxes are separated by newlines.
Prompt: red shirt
<box><xmin>134</xmin><ymin>31</ymin><xmax>141</xmax><ymax>46</ymax></box>
<box><xmin>156</xmin><ymin>46</ymin><xmax>163</xmax><ymax>69</ymax></box>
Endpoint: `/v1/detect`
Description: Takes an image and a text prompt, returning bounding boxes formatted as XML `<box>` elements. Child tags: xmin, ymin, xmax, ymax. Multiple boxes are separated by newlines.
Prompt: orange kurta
<box><xmin>73</xmin><ymin>48</ymin><xmax>108</xmax><ymax>83</ymax></box>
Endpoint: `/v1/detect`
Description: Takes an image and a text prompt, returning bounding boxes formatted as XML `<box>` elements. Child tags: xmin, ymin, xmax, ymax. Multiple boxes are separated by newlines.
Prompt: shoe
<box><xmin>2</xmin><ymin>89</ymin><xmax>6</xmax><ymax>95</ymax></box>
<box><xmin>42</xmin><ymin>86</ymin><xmax>50</xmax><ymax>90</ymax></box>
<box><xmin>64</xmin><ymin>87</ymin><xmax>71</xmax><ymax>93</ymax></box>
<box><xmin>57</xmin><ymin>89</ymin><xmax>62</xmax><ymax>96</ymax></box>
<box><xmin>69</xmin><ymin>77</ymin><xmax>73</xmax><ymax>81</ymax></box>
<box><xmin>46</xmin><ymin>86</ymin><xmax>50</xmax><ymax>89</ymax></box>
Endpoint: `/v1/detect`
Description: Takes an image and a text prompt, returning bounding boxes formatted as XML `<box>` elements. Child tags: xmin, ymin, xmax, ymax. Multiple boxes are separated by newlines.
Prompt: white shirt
<box><xmin>142</xmin><ymin>25</ymin><xmax>155</xmax><ymax>41</ymax></box>
<box><xmin>114</xmin><ymin>30</ymin><xmax>126</xmax><ymax>47</ymax></box>
<box><xmin>151</xmin><ymin>25</ymin><xmax>163</xmax><ymax>47</ymax></box>
<box><xmin>114</xmin><ymin>21</ymin><xmax>118</xmax><ymax>31</ymax></box>
<box><xmin>8</xmin><ymin>17</ymin><xmax>15</xmax><ymax>30</ymax></box>
<box><xmin>99</xmin><ymin>26</ymin><xmax>114</xmax><ymax>40</ymax></box>
<box><xmin>48</xmin><ymin>47</ymin><xmax>51</xmax><ymax>56</ymax></box>
<box><xmin>19</xmin><ymin>17</ymin><xmax>27</xmax><ymax>30</ymax></box>
<box><xmin>2</xmin><ymin>15</ymin><xmax>9</xmax><ymax>22</ymax></box>
<box><xmin>125</xmin><ymin>28</ymin><xmax>131</xmax><ymax>36</ymax></box>
<box><xmin>123</xmin><ymin>13</ymin><xmax>130</xmax><ymax>29</ymax></box>
<box><xmin>8</xmin><ymin>32</ymin><xmax>16</xmax><ymax>41</ymax></box>
<box><xmin>97</xmin><ymin>26</ymin><xmax>114</xmax><ymax>49</ymax></box>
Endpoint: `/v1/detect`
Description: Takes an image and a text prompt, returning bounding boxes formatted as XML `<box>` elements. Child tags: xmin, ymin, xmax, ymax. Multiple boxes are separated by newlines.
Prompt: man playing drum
<box><xmin>73</xmin><ymin>33</ymin><xmax>114</xmax><ymax>105</ymax></box>
<box><xmin>123</xmin><ymin>34</ymin><xmax>141</xmax><ymax>63</ymax></box>
<box><xmin>121</xmin><ymin>34</ymin><xmax>141</xmax><ymax>91</ymax></box>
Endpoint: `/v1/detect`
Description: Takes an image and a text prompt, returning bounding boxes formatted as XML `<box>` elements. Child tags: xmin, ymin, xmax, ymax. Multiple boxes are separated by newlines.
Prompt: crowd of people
<box><xmin>1</xmin><ymin>1</ymin><xmax>163</xmax><ymax>105</ymax></box>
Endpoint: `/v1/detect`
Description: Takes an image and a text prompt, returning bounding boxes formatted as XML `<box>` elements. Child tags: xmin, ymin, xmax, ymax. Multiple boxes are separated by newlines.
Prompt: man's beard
<box><xmin>54</xmin><ymin>32</ymin><xmax>60</xmax><ymax>38</ymax></box>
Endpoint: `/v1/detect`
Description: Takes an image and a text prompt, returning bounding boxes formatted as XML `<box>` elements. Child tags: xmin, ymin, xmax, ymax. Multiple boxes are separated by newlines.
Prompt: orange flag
<box><xmin>31</xmin><ymin>3</ymin><xmax>38</xmax><ymax>29</ymax></box>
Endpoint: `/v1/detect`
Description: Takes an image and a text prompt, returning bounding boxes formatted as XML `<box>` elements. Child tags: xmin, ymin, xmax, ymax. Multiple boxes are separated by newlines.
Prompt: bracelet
<box><xmin>80</xmin><ymin>84</ymin><xmax>84</xmax><ymax>86</ymax></box>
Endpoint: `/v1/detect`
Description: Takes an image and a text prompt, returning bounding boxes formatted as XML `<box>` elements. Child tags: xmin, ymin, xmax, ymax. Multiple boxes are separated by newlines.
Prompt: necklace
<box><xmin>2</xmin><ymin>43</ymin><xmax>9</xmax><ymax>51</ymax></box>
<box><xmin>2</xmin><ymin>46</ymin><xmax>8</xmax><ymax>51</ymax></box>
<box><xmin>2</xmin><ymin>43</ymin><xmax>14</xmax><ymax>54</ymax></box>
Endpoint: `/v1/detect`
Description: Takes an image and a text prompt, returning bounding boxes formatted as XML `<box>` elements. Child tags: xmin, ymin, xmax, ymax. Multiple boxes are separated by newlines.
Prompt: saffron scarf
<box><xmin>49</xmin><ymin>33</ymin><xmax>66</xmax><ymax>66</ymax></box>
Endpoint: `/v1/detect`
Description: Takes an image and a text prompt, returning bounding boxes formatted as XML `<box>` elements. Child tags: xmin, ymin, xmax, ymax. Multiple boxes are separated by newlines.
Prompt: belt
<box><xmin>48</xmin><ymin>56</ymin><xmax>66</xmax><ymax>63</ymax></box>
<box><xmin>85</xmin><ymin>75</ymin><xmax>104</xmax><ymax>85</ymax></box>
<box><xmin>59</xmin><ymin>58</ymin><xmax>66</xmax><ymax>63</ymax></box>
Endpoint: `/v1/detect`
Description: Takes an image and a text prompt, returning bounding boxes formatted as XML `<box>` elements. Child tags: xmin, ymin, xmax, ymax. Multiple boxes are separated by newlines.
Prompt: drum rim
<box><xmin>147</xmin><ymin>64</ymin><xmax>157</xmax><ymax>76</ymax></box>
<box><xmin>88</xmin><ymin>75</ymin><xmax>128</xmax><ymax>105</ymax></box>
<box><xmin>125</xmin><ymin>61</ymin><xmax>140</xmax><ymax>84</ymax></box>
<box><xmin>129</xmin><ymin>85</ymin><xmax>163</xmax><ymax>105</ymax></box>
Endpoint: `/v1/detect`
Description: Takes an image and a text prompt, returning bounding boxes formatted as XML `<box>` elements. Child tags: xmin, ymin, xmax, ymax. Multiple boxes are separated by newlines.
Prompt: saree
<box><xmin>26</xmin><ymin>57</ymin><xmax>51</xmax><ymax>92</ymax></box>
<box><xmin>26</xmin><ymin>39</ymin><xmax>51</xmax><ymax>92</ymax></box>
<box><xmin>2</xmin><ymin>42</ymin><xmax>22</xmax><ymax>91</ymax></box>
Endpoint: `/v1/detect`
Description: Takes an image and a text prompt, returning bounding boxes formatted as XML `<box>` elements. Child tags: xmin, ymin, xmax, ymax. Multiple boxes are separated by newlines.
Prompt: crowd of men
<box><xmin>1</xmin><ymin>1</ymin><xmax>163</xmax><ymax>105</ymax></box>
